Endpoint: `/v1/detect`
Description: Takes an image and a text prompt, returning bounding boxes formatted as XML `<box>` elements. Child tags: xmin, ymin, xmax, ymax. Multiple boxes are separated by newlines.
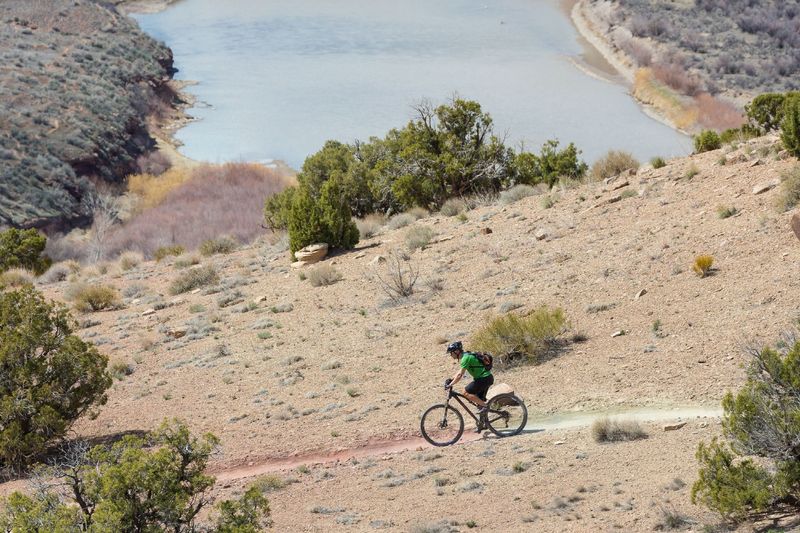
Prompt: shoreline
<box><xmin>564</xmin><ymin>0</ymin><xmax>693</xmax><ymax>136</ymax></box>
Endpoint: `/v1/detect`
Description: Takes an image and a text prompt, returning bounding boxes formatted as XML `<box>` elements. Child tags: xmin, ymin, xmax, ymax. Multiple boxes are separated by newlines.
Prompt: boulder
<box><xmin>663</xmin><ymin>422</ymin><xmax>687</xmax><ymax>431</ymax></box>
<box><xmin>294</xmin><ymin>243</ymin><xmax>328</xmax><ymax>264</ymax></box>
<box><xmin>369</xmin><ymin>255</ymin><xmax>386</xmax><ymax>266</ymax></box>
<box><xmin>792</xmin><ymin>213</ymin><xmax>800</xmax><ymax>242</ymax></box>
<box><xmin>534</xmin><ymin>228</ymin><xmax>548</xmax><ymax>241</ymax></box>
<box><xmin>480</xmin><ymin>227</ymin><xmax>493</xmax><ymax>235</ymax></box>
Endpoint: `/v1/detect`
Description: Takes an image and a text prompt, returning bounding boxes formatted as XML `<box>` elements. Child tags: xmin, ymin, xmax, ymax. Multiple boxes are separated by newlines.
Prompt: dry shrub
<box><xmin>694</xmin><ymin>93</ymin><xmax>745</xmax><ymax>131</ymax></box>
<box><xmin>591</xmin><ymin>150</ymin><xmax>640</xmax><ymax>181</ymax></box>
<box><xmin>44</xmin><ymin>233</ymin><xmax>88</xmax><ymax>263</ymax></box>
<box><xmin>118</xmin><ymin>251</ymin><xmax>143</xmax><ymax>271</ymax></box>
<box><xmin>693</xmin><ymin>255</ymin><xmax>714</xmax><ymax>277</ymax></box>
<box><xmin>174</xmin><ymin>254</ymin><xmax>201</xmax><ymax>269</ymax></box>
<box><xmin>108</xmin><ymin>163</ymin><xmax>294</xmax><ymax>258</ymax></box>
<box><xmin>405</xmin><ymin>226</ymin><xmax>435</xmax><ymax>250</ymax></box>
<box><xmin>652</xmin><ymin>63</ymin><xmax>703</xmax><ymax>96</ymax></box>
<box><xmin>618</xmin><ymin>35</ymin><xmax>652</xmax><ymax>67</ymax></box>
<box><xmin>127</xmin><ymin>167</ymin><xmax>193</xmax><ymax>212</ymax></box>
<box><xmin>154</xmin><ymin>245</ymin><xmax>185</xmax><ymax>262</ymax></box>
<box><xmin>375</xmin><ymin>251</ymin><xmax>419</xmax><ymax>302</ymax></box>
<box><xmin>0</xmin><ymin>268</ymin><xmax>35</xmax><ymax>288</ymax></box>
<box><xmin>776</xmin><ymin>165</ymin><xmax>800</xmax><ymax>212</ymax></box>
<box><xmin>499</xmin><ymin>184</ymin><xmax>537</xmax><ymax>205</ymax></box>
<box><xmin>471</xmin><ymin>307</ymin><xmax>567</xmax><ymax>366</ymax></box>
<box><xmin>440</xmin><ymin>198</ymin><xmax>466</xmax><ymax>216</ymax></box>
<box><xmin>169</xmin><ymin>265</ymin><xmax>219</xmax><ymax>295</ymax></box>
<box><xmin>386</xmin><ymin>213</ymin><xmax>416</xmax><ymax>231</ymax></box>
<box><xmin>40</xmin><ymin>261</ymin><xmax>78</xmax><ymax>284</ymax></box>
<box><xmin>407</xmin><ymin>207</ymin><xmax>429</xmax><ymax>220</ymax></box>
<box><xmin>307</xmin><ymin>264</ymin><xmax>343</xmax><ymax>287</ymax></box>
<box><xmin>591</xmin><ymin>417</ymin><xmax>647</xmax><ymax>442</ymax></box>
<box><xmin>67</xmin><ymin>282</ymin><xmax>121</xmax><ymax>312</ymax></box>
<box><xmin>135</xmin><ymin>150</ymin><xmax>172</xmax><ymax>176</ymax></box>
<box><xmin>250</xmin><ymin>474</ymin><xmax>287</xmax><ymax>493</ymax></box>
<box><xmin>199</xmin><ymin>235</ymin><xmax>238</xmax><ymax>256</ymax></box>
<box><xmin>355</xmin><ymin>214</ymin><xmax>386</xmax><ymax>239</ymax></box>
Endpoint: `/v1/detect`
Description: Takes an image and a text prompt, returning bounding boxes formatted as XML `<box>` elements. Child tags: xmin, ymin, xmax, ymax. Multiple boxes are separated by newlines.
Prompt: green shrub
<box><xmin>693</xmin><ymin>130</ymin><xmax>722</xmax><ymax>153</ymax></box>
<box><xmin>0</xmin><ymin>420</ymin><xmax>270</xmax><ymax>531</ymax></box>
<box><xmin>719</xmin><ymin>125</ymin><xmax>760</xmax><ymax>144</ymax></box>
<box><xmin>685</xmin><ymin>164</ymin><xmax>700</xmax><ymax>179</ymax></box>
<box><xmin>109</xmin><ymin>360</ymin><xmax>134</xmax><ymax>380</ymax></box>
<box><xmin>692</xmin><ymin>339</ymin><xmax>800</xmax><ymax>522</ymax></box>
<box><xmin>405</xmin><ymin>226</ymin><xmax>435</xmax><ymax>250</ymax></box>
<box><xmin>199</xmin><ymin>235</ymin><xmax>238</xmax><ymax>256</ymax></box>
<box><xmin>513</xmin><ymin>140</ymin><xmax>588</xmax><ymax>187</ymax></box>
<box><xmin>471</xmin><ymin>307</ymin><xmax>567</xmax><ymax>366</ymax></box>
<box><xmin>286</xmin><ymin>180</ymin><xmax>359</xmax><ymax>257</ymax></box>
<box><xmin>263</xmin><ymin>187</ymin><xmax>296</xmax><ymax>231</ymax></box>
<box><xmin>169</xmin><ymin>265</ymin><xmax>219</xmax><ymax>294</ymax></box>
<box><xmin>650</xmin><ymin>156</ymin><xmax>666</xmax><ymax>169</ymax></box>
<box><xmin>307</xmin><ymin>264</ymin><xmax>343</xmax><ymax>287</ymax></box>
<box><xmin>780</xmin><ymin>94</ymin><xmax>800</xmax><ymax>158</ymax></box>
<box><xmin>776</xmin><ymin>165</ymin><xmax>800</xmax><ymax>212</ymax></box>
<box><xmin>745</xmin><ymin>92</ymin><xmax>800</xmax><ymax>133</ymax></box>
<box><xmin>499</xmin><ymin>184</ymin><xmax>537</xmax><ymax>205</ymax></box>
<box><xmin>590</xmin><ymin>150</ymin><xmax>639</xmax><ymax>181</ymax></box>
<box><xmin>0</xmin><ymin>228</ymin><xmax>50</xmax><ymax>275</ymax></box>
<box><xmin>591</xmin><ymin>417</ymin><xmax>647</xmax><ymax>442</ymax></box>
<box><xmin>0</xmin><ymin>287</ymin><xmax>111</xmax><ymax>466</ymax></box>
<box><xmin>154</xmin><ymin>245</ymin><xmax>185</xmax><ymax>262</ymax></box>
<box><xmin>68</xmin><ymin>283</ymin><xmax>121</xmax><ymax>312</ymax></box>
<box><xmin>440</xmin><ymin>198</ymin><xmax>466</xmax><ymax>216</ymax></box>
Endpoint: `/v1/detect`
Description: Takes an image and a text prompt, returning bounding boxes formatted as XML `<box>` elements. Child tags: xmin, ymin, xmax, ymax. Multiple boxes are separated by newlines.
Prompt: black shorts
<box><xmin>465</xmin><ymin>374</ymin><xmax>494</xmax><ymax>401</ymax></box>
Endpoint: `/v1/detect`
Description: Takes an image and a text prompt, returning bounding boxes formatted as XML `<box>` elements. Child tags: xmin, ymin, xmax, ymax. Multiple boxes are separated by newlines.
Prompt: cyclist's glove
<box><xmin>444</xmin><ymin>378</ymin><xmax>452</xmax><ymax>389</ymax></box>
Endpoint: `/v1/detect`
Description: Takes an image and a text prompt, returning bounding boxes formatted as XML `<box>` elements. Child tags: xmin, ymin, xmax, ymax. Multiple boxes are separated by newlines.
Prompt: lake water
<box><xmin>135</xmin><ymin>0</ymin><xmax>691</xmax><ymax>169</ymax></box>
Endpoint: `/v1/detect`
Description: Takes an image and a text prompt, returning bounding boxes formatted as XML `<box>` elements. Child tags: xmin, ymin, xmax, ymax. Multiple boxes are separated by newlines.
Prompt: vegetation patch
<box><xmin>591</xmin><ymin>150</ymin><xmax>639</xmax><ymax>181</ymax></box>
<box><xmin>591</xmin><ymin>418</ymin><xmax>647</xmax><ymax>443</ymax></box>
<box><xmin>68</xmin><ymin>283</ymin><xmax>122</xmax><ymax>312</ymax></box>
<box><xmin>307</xmin><ymin>264</ymin><xmax>343</xmax><ymax>287</ymax></box>
<box><xmin>471</xmin><ymin>307</ymin><xmax>567</xmax><ymax>366</ymax></box>
<box><xmin>169</xmin><ymin>265</ymin><xmax>219</xmax><ymax>295</ymax></box>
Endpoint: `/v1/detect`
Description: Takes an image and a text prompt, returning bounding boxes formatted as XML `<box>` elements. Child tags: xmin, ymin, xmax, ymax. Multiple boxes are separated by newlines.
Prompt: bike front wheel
<box><xmin>484</xmin><ymin>393</ymin><xmax>527</xmax><ymax>437</ymax></box>
<box><xmin>420</xmin><ymin>404</ymin><xmax>464</xmax><ymax>446</ymax></box>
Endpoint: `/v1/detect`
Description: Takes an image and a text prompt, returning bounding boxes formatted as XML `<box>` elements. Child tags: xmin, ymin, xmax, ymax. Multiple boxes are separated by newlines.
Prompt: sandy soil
<box><xmin>2</xmin><ymin>134</ymin><xmax>797</xmax><ymax>530</ymax></box>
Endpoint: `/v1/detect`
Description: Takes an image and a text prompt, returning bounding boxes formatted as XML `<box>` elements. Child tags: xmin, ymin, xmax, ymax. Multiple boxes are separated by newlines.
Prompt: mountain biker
<box><xmin>445</xmin><ymin>341</ymin><xmax>494</xmax><ymax>427</ymax></box>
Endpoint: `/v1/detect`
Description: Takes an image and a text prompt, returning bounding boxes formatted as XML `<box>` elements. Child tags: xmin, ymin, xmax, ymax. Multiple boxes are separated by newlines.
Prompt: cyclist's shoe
<box><xmin>474</xmin><ymin>423</ymin><xmax>485</xmax><ymax>433</ymax></box>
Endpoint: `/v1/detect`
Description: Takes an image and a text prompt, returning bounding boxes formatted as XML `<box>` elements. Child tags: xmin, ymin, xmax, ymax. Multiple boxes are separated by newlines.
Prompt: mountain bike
<box><xmin>419</xmin><ymin>380</ymin><xmax>528</xmax><ymax>447</ymax></box>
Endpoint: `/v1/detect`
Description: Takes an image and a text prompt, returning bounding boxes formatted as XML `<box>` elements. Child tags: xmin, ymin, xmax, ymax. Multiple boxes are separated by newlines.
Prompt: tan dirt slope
<box><xmin>6</xmin><ymin>136</ymin><xmax>799</xmax><ymax>531</ymax></box>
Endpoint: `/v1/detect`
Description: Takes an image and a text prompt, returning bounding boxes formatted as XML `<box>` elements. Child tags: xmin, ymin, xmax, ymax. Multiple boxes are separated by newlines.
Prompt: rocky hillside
<box><xmin>3</xmin><ymin>136</ymin><xmax>799</xmax><ymax>530</ymax></box>
<box><xmin>0</xmin><ymin>0</ymin><xmax>174</xmax><ymax>231</ymax></box>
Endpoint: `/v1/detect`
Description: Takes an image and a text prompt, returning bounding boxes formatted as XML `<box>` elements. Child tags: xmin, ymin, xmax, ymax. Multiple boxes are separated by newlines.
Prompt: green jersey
<box><xmin>460</xmin><ymin>351</ymin><xmax>492</xmax><ymax>379</ymax></box>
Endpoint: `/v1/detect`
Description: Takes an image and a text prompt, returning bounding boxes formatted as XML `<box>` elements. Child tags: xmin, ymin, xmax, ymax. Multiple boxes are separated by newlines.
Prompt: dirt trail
<box><xmin>213</xmin><ymin>405</ymin><xmax>721</xmax><ymax>482</ymax></box>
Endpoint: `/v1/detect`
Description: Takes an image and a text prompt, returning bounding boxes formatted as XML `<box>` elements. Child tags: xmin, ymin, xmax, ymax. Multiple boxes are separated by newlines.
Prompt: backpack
<box><xmin>473</xmin><ymin>351</ymin><xmax>493</xmax><ymax>372</ymax></box>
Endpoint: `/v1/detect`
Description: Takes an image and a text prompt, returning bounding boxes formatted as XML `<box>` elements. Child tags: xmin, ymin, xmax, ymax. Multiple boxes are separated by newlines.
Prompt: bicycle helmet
<box><xmin>446</xmin><ymin>341</ymin><xmax>463</xmax><ymax>353</ymax></box>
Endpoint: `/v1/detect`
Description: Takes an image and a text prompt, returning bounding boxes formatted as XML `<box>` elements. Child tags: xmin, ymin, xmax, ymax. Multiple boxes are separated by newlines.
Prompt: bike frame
<box><xmin>444</xmin><ymin>389</ymin><xmax>482</xmax><ymax>425</ymax></box>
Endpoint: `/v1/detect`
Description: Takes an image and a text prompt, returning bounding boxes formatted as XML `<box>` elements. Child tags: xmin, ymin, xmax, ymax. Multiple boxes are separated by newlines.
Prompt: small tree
<box><xmin>745</xmin><ymin>92</ymin><xmax>800</xmax><ymax>133</ymax></box>
<box><xmin>0</xmin><ymin>420</ymin><xmax>270</xmax><ymax>531</ymax></box>
<box><xmin>692</xmin><ymin>337</ymin><xmax>800</xmax><ymax>522</ymax></box>
<box><xmin>694</xmin><ymin>129</ymin><xmax>722</xmax><ymax>153</ymax></box>
<box><xmin>780</xmin><ymin>95</ymin><xmax>800</xmax><ymax>158</ymax></box>
<box><xmin>0</xmin><ymin>228</ymin><xmax>50</xmax><ymax>275</ymax></box>
<box><xmin>0</xmin><ymin>287</ymin><xmax>111</xmax><ymax>467</ymax></box>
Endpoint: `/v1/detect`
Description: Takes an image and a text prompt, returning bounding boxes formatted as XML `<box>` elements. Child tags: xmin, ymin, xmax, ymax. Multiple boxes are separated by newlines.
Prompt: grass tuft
<box><xmin>692</xmin><ymin>255</ymin><xmax>714</xmax><ymax>278</ymax></box>
<box><xmin>591</xmin><ymin>417</ymin><xmax>647</xmax><ymax>442</ymax></box>
<box><xmin>169</xmin><ymin>265</ymin><xmax>219</xmax><ymax>294</ymax></box>
<box><xmin>307</xmin><ymin>264</ymin><xmax>343</xmax><ymax>287</ymax></box>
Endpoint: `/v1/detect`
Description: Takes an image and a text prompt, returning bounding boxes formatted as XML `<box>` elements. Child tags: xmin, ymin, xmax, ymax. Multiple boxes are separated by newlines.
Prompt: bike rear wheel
<box><xmin>484</xmin><ymin>393</ymin><xmax>527</xmax><ymax>437</ymax></box>
<box><xmin>420</xmin><ymin>404</ymin><xmax>464</xmax><ymax>446</ymax></box>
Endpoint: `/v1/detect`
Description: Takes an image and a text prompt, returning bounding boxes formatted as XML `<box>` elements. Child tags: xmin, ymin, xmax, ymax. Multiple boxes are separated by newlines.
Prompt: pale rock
<box><xmin>370</xmin><ymin>255</ymin><xmax>386</xmax><ymax>266</ymax></box>
<box><xmin>791</xmin><ymin>213</ymin><xmax>800</xmax><ymax>242</ymax></box>
<box><xmin>141</xmin><ymin>308</ymin><xmax>156</xmax><ymax>316</ymax></box>
<box><xmin>747</xmin><ymin>158</ymin><xmax>761</xmax><ymax>167</ymax></box>
<box><xmin>130</xmin><ymin>298</ymin><xmax>140</xmax><ymax>305</ymax></box>
<box><xmin>486</xmin><ymin>383</ymin><xmax>514</xmax><ymax>400</ymax></box>
<box><xmin>611</xmin><ymin>330</ymin><xmax>625</xmax><ymax>338</ymax></box>
<box><xmin>256</xmin><ymin>295</ymin><xmax>268</xmax><ymax>303</ymax></box>
<box><xmin>752</xmin><ymin>179</ymin><xmax>780</xmax><ymax>194</ymax></box>
<box><xmin>191</xmin><ymin>288</ymin><xmax>201</xmax><ymax>295</ymax></box>
<box><xmin>354</xmin><ymin>252</ymin><xmax>366</xmax><ymax>259</ymax></box>
<box><xmin>612</xmin><ymin>180</ymin><xmax>630</xmax><ymax>191</ymax></box>
<box><xmin>534</xmin><ymin>228</ymin><xmax>548</xmax><ymax>241</ymax></box>
<box><xmin>554</xmin><ymin>440</ymin><xmax>566</xmax><ymax>446</ymax></box>
<box><xmin>634</xmin><ymin>289</ymin><xmax>647</xmax><ymax>300</ymax></box>
<box><xmin>663</xmin><ymin>422</ymin><xmax>687</xmax><ymax>431</ymax></box>
<box><xmin>168</xmin><ymin>328</ymin><xmax>188</xmax><ymax>339</ymax></box>
<box><xmin>294</xmin><ymin>243</ymin><xmax>328</xmax><ymax>264</ymax></box>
